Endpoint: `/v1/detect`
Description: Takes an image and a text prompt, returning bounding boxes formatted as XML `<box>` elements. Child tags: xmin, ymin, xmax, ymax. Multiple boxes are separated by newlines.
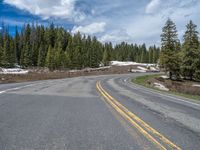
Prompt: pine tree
<box><xmin>160</xmin><ymin>19</ymin><xmax>181</xmax><ymax>79</ymax></box>
<box><xmin>20</xmin><ymin>24</ymin><xmax>32</xmax><ymax>67</ymax></box>
<box><xmin>181</xmin><ymin>20</ymin><xmax>199</xmax><ymax>80</ymax></box>
<box><xmin>37</xmin><ymin>43</ymin><xmax>47</xmax><ymax>67</ymax></box>
<box><xmin>0</xmin><ymin>45</ymin><xmax>3</xmax><ymax>66</ymax></box>
<box><xmin>2</xmin><ymin>32</ymin><xmax>10</xmax><ymax>67</ymax></box>
<box><xmin>140</xmin><ymin>44</ymin><xmax>147</xmax><ymax>63</ymax></box>
<box><xmin>45</xmin><ymin>46</ymin><xmax>55</xmax><ymax>70</ymax></box>
<box><xmin>194</xmin><ymin>48</ymin><xmax>200</xmax><ymax>80</ymax></box>
<box><xmin>102</xmin><ymin>48</ymin><xmax>109</xmax><ymax>66</ymax></box>
<box><xmin>149</xmin><ymin>46</ymin><xmax>154</xmax><ymax>63</ymax></box>
<box><xmin>47</xmin><ymin>23</ymin><xmax>55</xmax><ymax>47</ymax></box>
<box><xmin>14</xmin><ymin>27</ymin><xmax>20</xmax><ymax>64</ymax></box>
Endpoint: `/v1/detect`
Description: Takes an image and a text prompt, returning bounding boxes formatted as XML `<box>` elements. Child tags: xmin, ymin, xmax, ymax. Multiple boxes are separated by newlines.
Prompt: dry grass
<box><xmin>149</xmin><ymin>77</ymin><xmax>200</xmax><ymax>96</ymax></box>
<box><xmin>0</xmin><ymin>65</ymin><xmax>138</xmax><ymax>84</ymax></box>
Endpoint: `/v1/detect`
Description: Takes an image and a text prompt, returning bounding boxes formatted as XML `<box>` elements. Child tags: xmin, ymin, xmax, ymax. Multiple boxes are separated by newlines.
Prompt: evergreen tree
<box><xmin>0</xmin><ymin>22</ymin><xmax>162</xmax><ymax>70</ymax></box>
<box><xmin>102</xmin><ymin>48</ymin><xmax>109</xmax><ymax>66</ymax></box>
<box><xmin>20</xmin><ymin>24</ymin><xmax>32</xmax><ymax>67</ymax></box>
<box><xmin>45</xmin><ymin>46</ymin><xmax>55</xmax><ymax>70</ymax></box>
<box><xmin>160</xmin><ymin>19</ymin><xmax>181</xmax><ymax>79</ymax></box>
<box><xmin>181</xmin><ymin>20</ymin><xmax>199</xmax><ymax>80</ymax></box>
<box><xmin>194</xmin><ymin>48</ymin><xmax>200</xmax><ymax>80</ymax></box>
<box><xmin>149</xmin><ymin>46</ymin><xmax>154</xmax><ymax>63</ymax></box>
<box><xmin>14</xmin><ymin>27</ymin><xmax>20</xmax><ymax>64</ymax></box>
<box><xmin>37</xmin><ymin>42</ymin><xmax>47</xmax><ymax>67</ymax></box>
<box><xmin>0</xmin><ymin>45</ymin><xmax>3</xmax><ymax>66</ymax></box>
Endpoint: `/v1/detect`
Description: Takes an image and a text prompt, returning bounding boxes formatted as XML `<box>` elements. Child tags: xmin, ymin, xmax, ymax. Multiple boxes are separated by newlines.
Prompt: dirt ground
<box><xmin>148</xmin><ymin>77</ymin><xmax>200</xmax><ymax>96</ymax></box>
<box><xmin>0</xmin><ymin>65</ymin><xmax>138</xmax><ymax>84</ymax></box>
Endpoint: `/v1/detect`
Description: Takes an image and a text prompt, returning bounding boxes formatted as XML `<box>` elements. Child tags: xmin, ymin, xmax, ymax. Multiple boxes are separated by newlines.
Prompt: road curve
<box><xmin>0</xmin><ymin>73</ymin><xmax>200</xmax><ymax>150</ymax></box>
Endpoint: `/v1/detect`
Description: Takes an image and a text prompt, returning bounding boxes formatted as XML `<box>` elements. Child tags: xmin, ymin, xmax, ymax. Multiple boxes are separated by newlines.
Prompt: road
<box><xmin>0</xmin><ymin>73</ymin><xmax>200</xmax><ymax>150</ymax></box>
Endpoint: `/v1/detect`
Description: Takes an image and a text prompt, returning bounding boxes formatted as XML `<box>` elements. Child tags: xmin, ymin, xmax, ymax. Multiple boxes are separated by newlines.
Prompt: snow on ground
<box><xmin>130</xmin><ymin>69</ymin><xmax>146</xmax><ymax>73</ymax></box>
<box><xmin>137</xmin><ymin>66</ymin><xmax>148</xmax><ymax>71</ymax></box>
<box><xmin>150</xmin><ymin>67</ymin><xmax>159</xmax><ymax>72</ymax></box>
<box><xmin>193</xmin><ymin>84</ymin><xmax>200</xmax><ymax>87</ymax></box>
<box><xmin>153</xmin><ymin>82</ymin><xmax>169</xmax><ymax>91</ymax></box>
<box><xmin>110</xmin><ymin>61</ymin><xmax>137</xmax><ymax>66</ymax></box>
<box><xmin>160</xmin><ymin>75</ymin><xmax>169</xmax><ymax>79</ymax></box>
<box><xmin>0</xmin><ymin>68</ymin><xmax>29</xmax><ymax>74</ymax></box>
<box><xmin>110</xmin><ymin>61</ymin><xmax>155</xmax><ymax>67</ymax></box>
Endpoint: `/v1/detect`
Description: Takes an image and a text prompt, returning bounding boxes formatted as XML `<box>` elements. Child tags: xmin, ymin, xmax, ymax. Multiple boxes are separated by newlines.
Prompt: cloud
<box><xmin>2</xmin><ymin>0</ymin><xmax>200</xmax><ymax>46</ymax></box>
<box><xmin>99</xmin><ymin>29</ymin><xmax>132</xmax><ymax>44</ymax></box>
<box><xmin>71</xmin><ymin>22</ymin><xmax>106</xmax><ymax>35</ymax></box>
<box><xmin>3</xmin><ymin>0</ymin><xmax>85</xmax><ymax>21</ymax></box>
<box><xmin>145</xmin><ymin>0</ymin><xmax>161</xmax><ymax>14</ymax></box>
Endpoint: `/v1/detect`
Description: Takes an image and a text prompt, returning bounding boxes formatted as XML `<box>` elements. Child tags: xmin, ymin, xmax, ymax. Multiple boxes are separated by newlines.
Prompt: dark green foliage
<box><xmin>160</xmin><ymin>19</ymin><xmax>181</xmax><ymax>79</ymax></box>
<box><xmin>181</xmin><ymin>20</ymin><xmax>199</xmax><ymax>80</ymax></box>
<box><xmin>0</xmin><ymin>23</ymin><xmax>161</xmax><ymax>70</ymax></box>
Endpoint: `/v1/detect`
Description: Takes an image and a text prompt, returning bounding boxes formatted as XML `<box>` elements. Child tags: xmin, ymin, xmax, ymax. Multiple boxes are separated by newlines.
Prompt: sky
<box><xmin>0</xmin><ymin>0</ymin><xmax>200</xmax><ymax>46</ymax></box>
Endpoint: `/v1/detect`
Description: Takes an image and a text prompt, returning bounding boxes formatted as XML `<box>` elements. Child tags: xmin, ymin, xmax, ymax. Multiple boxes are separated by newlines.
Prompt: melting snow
<box><xmin>193</xmin><ymin>84</ymin><xmax>200</xmax><ymax>87</ymax></box>
<box><xmin>137</xmin><ymin>66</ymin><xmax>148</xmax><ymax>71</ymax></box>
<box><xmin>153</xmin><ymin>82</ymin><xmax>169</xmax><ymax>91</ymax></box>
<box><xmin>0</xmin><ymin>68</ymin><xmax>29</xmax><ymax>74</ymax></box>
<box><xmin>110</xmin><ymin>61</ymin><xmax>156</xmax><ymax>67</ymax></box>
<box><xmin>160</xmin><ymin>75</ymin><xmax>169</xmax><ymax>79</ymax></box>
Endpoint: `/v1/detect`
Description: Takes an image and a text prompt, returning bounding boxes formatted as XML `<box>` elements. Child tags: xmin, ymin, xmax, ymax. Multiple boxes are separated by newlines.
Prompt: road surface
<box><xmin>0</xmin><ymin>73</ymin><xmax>200</xmax><ymax>150</ymax></box>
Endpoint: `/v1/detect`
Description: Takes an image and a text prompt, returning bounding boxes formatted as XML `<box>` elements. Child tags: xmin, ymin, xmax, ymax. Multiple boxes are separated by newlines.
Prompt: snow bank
<box><xmin>137</xmin><ymin>66</ymin><xmax>148</xmax><ymax>71</ymax></box>
<box><xmin>0</xmin><ymin>68</ymin><xmax>29</xmax><ymax>74</ymax></box>
<box><xmin>150</xmin><ymin>67</ymin><xmax>159</xmax><ymax>72</ymax></box>
<box><xmin>193</xmin><ymin>84</ymin><xmax>200</xmax><ymax>87</ymax></box>
<box><xmin>153</xmin><ymin>82</ymin><xmax>169</xmax><ymax>91</ymax></box>
<box><xmin>130</xmin><ymin>69</ymin><xmax>146</xmax><ymax>73</ymax></box>
<box><xmin>110</xmin><ymin>61</ymin><xmax>137</xmax><ymax>66</ymax></box>
<box><xmin>110</xmin><ymin>61</ymin><xmax>156</xmax><ymax>67</ymax></box>
<box><xmin>160</xmin><ymin>75</ymin><xmax>169</xmax><ymax>79</ymax></box>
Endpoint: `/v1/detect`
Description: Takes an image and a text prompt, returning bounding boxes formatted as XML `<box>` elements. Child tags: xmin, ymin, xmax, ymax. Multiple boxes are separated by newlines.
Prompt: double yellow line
<box><xmin>96</xmin><ymin>81</ymin><xmax>181</xmax><ymax>150</ymax></box>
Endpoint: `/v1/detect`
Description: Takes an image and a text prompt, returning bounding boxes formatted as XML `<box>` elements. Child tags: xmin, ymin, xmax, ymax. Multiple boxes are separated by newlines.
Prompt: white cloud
<box><xmin>99</xmin><ymin>29</ymin><xmax>132</xmax><ymax>44</ymax></box>
<box><xmin>71</xmin><ymin>22</ymin><xmax>106</xmax><ymax>35</ymax></box>
<box><xmin>0</xmin><ymin>27</ymin><xmax>2</xmax><ymax>30</ymax></box>
<box><xmin>3</xmin><ymin>0</ymin><xmax>85</xmax><ymax>21</ymax></box>
<box><xmin>145</xmin><ymin>0</ymin><xmax>161</xmax><ymax>14</ymax></box>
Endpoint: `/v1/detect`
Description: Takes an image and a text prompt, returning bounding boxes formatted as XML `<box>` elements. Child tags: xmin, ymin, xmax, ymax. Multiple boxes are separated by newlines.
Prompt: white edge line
<box><xmin>0</xmin><ymin>83</ymin><xmax>38</xmax><ymax>94</ymax></box>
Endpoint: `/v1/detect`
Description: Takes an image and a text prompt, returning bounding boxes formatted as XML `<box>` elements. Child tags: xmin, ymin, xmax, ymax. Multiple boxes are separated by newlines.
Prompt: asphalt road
<box><xmin>0</xmin><ymin>73</ymin><xmax>200</xmax><ymax>150</ymax></box>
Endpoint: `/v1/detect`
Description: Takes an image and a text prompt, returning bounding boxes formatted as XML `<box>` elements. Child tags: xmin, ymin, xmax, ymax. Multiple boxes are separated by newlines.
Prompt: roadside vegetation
<box><xmin>132</xmin><ymin>74</ymin><xmax>200</xmax><ymax>101</ymax></box>
<box><xmin>160</xmin><ymin>19</ymin><xmax>200</xmax><ymax>81</ymax></box>
<box><xmin>132</xmin><ymin>19</ymin><xmax>200</xmax><ymax>101</ymax></box>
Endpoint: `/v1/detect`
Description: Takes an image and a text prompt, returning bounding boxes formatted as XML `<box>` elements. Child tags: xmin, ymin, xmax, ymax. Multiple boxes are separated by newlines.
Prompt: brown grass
<box><xmin>148</xmin><ymin>77</ymin><xmax>200</xmax><ymax>96</ymax></box>
<box><xmin>0</xmin><ymin>65</ymin><xmax>138</xmax><ymax>84</ymax></box>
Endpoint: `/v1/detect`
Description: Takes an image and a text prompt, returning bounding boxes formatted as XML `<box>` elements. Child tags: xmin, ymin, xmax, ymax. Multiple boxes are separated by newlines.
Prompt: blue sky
<box><xmin>0</xmin><ymin>0</ymin><xmax>200</xmax><ymax>46</ymax></box>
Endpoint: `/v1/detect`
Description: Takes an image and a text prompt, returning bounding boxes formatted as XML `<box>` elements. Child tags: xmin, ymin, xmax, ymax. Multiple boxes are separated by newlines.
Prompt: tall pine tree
<box><xmin>181</xmin><ymin>20</ymin><xmax>199</xmax><ymax>80</ymax></box>
<box><xmin>160</xmin><ymin>19</ymin><xmax>181</xmax><ymax>79</ymax></box>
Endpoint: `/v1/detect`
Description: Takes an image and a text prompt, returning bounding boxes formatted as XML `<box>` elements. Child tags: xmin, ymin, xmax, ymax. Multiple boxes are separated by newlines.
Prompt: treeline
<box><xmin>0</xmin><ymin>23</ymin><xmax>160</xmax><ymax>70</ymax></box>
<box><xmin>160</xmin><ymin>19</ymin><xmax>200</xmax><ymax>80</ymax></box>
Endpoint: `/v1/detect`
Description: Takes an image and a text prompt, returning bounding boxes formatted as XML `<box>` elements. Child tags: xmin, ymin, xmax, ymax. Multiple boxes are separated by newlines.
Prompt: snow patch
<box><xmin>160</xmin><ymin>75</ymin><xmax>169</xmax><ymax>79</ymax></box>
<box><xmin>137</xmin><ymin>66</ymin><xmax>148</xmax><ymax>71</ymax></box>
<box><xmin>110</xmin><ymin>61</ymin><xmax>156</xmax><ymax>67</ymax></box>
<box><xmin>130</xmin><ymin>69</ymin><xmax>146</xmax><ymax>73</ymax></box>
<box><xmin>193</xmin><ymin>84</ymin><xmax>200</xmax><ymax>87</ymax></box>
<box><xmin>150</xmin><ymin>67</ymin><xmax>159</xmax><ymax>72</ymax></box>
<box><xmin>0</xmin><ymin>68</ymin><xmax>29</xmax><ymax>74</ymax></box>
<box><xmin>110</xmin><ymin>61</ymin><xmax>137</xmax><ymax>66</ymax></box>
<box><xmin>153</xmin><ymin>82</ymin><xmax>169</xmax><ymax>91</ymax></box>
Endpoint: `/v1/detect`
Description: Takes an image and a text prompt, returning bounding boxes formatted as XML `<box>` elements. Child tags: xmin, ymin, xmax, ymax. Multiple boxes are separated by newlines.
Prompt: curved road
<box><xmin>0</xmin><ymin>73</ymin><xmax>200</xmax><ymax>149</ymax></box>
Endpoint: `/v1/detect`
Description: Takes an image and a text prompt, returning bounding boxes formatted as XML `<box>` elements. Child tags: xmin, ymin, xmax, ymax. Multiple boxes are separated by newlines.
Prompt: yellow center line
<box><xmin>96</xmin><ymin>81</ymin><xmax>166</xmax><ymax>150</ymax></box>
<box><xmin>96</xmin><ymin>81</ymin><xmax>182</xmax><ymax>150</ymax></box>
